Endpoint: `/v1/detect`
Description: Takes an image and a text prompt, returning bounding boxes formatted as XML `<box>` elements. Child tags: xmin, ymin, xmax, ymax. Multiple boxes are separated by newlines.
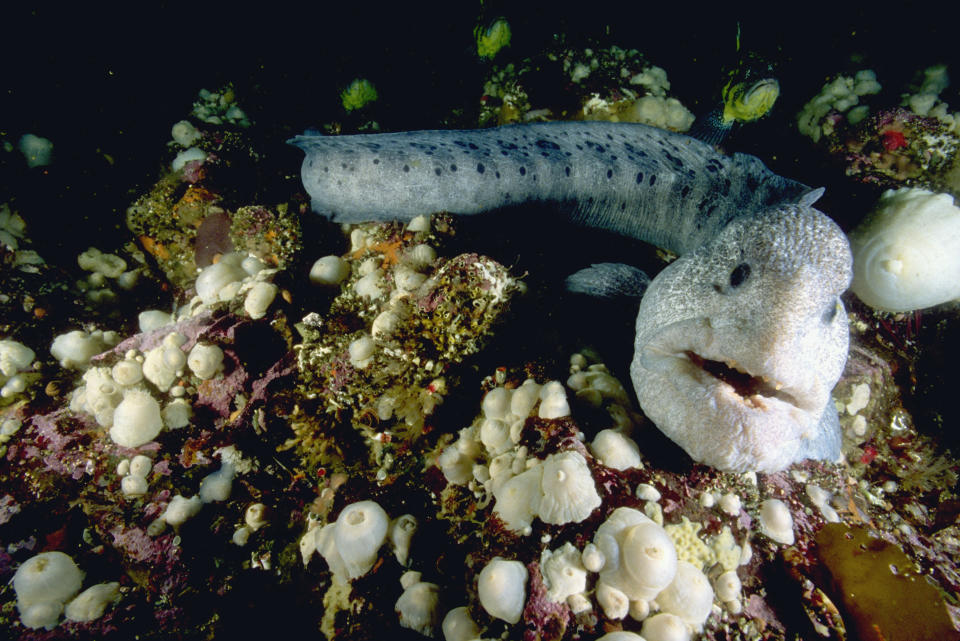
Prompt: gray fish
<box><xmin>290</xmin><ymin>121</ymin><xmax>852</xmax><ymax>472</ymax></box>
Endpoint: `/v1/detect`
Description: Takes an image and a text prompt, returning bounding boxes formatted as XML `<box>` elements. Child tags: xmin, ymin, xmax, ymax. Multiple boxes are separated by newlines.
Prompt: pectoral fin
<box><xmin>565</xmin><ymin>263</ymin><xmax>651</xmax><ymax>300</ymax></box>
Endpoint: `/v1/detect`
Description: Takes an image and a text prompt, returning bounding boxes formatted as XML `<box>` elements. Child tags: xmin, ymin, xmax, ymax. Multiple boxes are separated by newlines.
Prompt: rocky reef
<box><xmin>1</xmin><ymin>32</ymin><xmax>959</xmax><ymax>641</ymax></box>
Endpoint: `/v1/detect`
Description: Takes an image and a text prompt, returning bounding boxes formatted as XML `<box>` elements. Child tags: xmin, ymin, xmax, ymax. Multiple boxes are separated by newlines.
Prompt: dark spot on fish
<box><xmin>519</xmin><ymin>167</ymin><xmax>526</xmax><ymax>176</ymax></box>
<box><xmin>450</xmin><ymin>164</ymin><xmax>457</xmax><ymax>172</ymax></box>
<box><xmin>636</xmin><ymin>172</ymin><xmax>644</xmax><ymax>184</ymax></box>
<box><xmin>535</xmin><ymin>139</ymin><xmax>560</xmax><ymax>150</ymax></box>
<box><xmin>680</xmin><ymin>186</ymin><xmax>691</xmax><ymax>198</ymax></box>
<box><xmin>372</xmin><ymin>158</ymin><xmax>380</xmax><ymax>165</ymax></box>
<box><xmin>664</xmin><ymin>152</ymin><xmax>684</xmax><ymax>169</ymax></box>
<box><xmin>477</xmin><ymin>163</ymin><xmax>485</xmax><ymax>174</ymax></box>
<box><xmin>403</xmin><ymin>165</ymin><xmax>410</xmax><ymax>172</ymax></box>
<box><xmin>649</xmin><ymin>174</ymin><xmax>657</xmax><ymax>186</ymax></box>
<box><xmin>469</xmin><ymin>142</ymin><xmax>479</xmax><ymax>150</ymax></box>
<box><xmin>341</xmin><ymin>162</ymin><xmax>347</xmax><ymax>169</ymax></box>
<box><xmin>620</xmin><ymin>202</ymin><xmax>627</xmax><ymax>210</ymax></box>
<box><xmin>495</xmin><ymin>171</ymin><xmax>501</xmax><ymax>179</ymax></box>
<box><xmin>746</xmin><ymin>175</ymin><xmax>759</xmax><ymax>191</ymax></box>
<box><xmin>501</xmin><ymin>151</ymin><xmax>510</xmax><ymax>156</ymax></box>
<box><xmin>606</xmin><ymin>134</ymin><xmax>613</xmax><ymax>141</ymax></box>
<box><xmin>323</xmin><ymin>166</ymin><xmax>329</xmax><ymax>173</ymax></box>
<box><xmin>565</xmin><ymin>167</ymin><xmax>571</xmax><ymax>176</ymax></box>
<box><xmin>729</xmin><ymin>263</ymin><xmax>751</xmax><ymax>288</ymax></box>
<box><xmin>435</xmin><ymin>168</ymin><xmax>442</xmax><ymax>176</ymax></box>
<box><xmin>607</xmin><ymin>169</ymin><xmax>613</xmax><ymax>179</ymax></box>
<box><xmin>609</xmin><ymin>155</ymin><xmax>617</xmax><ymax>161</ymax></box>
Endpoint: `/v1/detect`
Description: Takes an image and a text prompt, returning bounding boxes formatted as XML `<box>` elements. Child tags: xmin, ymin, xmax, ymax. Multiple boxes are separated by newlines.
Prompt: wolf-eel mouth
<box><xmin>684</xmin><ymin>350</ymin><xmax>801</xmax><ymax>409</ymax></box>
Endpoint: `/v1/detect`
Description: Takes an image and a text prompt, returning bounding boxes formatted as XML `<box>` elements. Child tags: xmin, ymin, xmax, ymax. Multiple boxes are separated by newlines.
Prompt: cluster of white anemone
<box><xmin>64</xmin><ymin>310</ymin><xmax>223</xmax><ymax>448</ymax></box>
<box><xmin>797</xmin><ymin>69</ymin><xmax>882</xmax><ymax>142</ymax></box>
<box><xmin>567</xmin><ymin>353</ymin><xmax>644</xmax><ymax>471</ymax></box>
<box><xmin>437</xmin><ymin>378</ymin><xmax>608</xmax><ymax>535</ymax></box>
<box><xmin>13</xmin><ymin>551</ymin><xmax>120</xmax><ymax>630</ymax></box>
<box><xmin>439</xmin><ymin>352</ymin><xmax>647</xmax><ymax>538</ymax></box>
<box><xmin>0</xmin><ymin>338</ymin><xmax>36</xmax><ymax>399</ymax></box>
<box><xmin>190</xmin><ymin>251</ymin><xmax>279</xmax><ymax>320</ymax></box>
<box><xmin>67</xmin><ymin>331</ymin><xmax>224</xmax><ymax>449</ymax></box>
<box><xmin>313</xmin><ymin>223</ymin><xmax>442</xmax><ymax>379</ymax></box>
<box><xmin>493</xmin><ymin>449</ymin><xmax>601</xmax><ymax>533</ymax></box>
<box><xmin>76</xmin><ymin>246</ymin><xmax>140</xmax><ymax>304</ymax></box>
<box><xmin>299</xmin><ymin>499</ymin><xmax>418</xmax><ymax>582</ymax></box>
<box><xmin>50</xmin><ymin>328</ymin><xmax>120</xmax><ymax>370</ymax></box>
<box><xmin>441</xmin><ymin>506</ymin><xmax>716</xmax><ymax>641</ymax></box>
<box><xmin>117</xmin><ymin>454</ymin><xmax>153</xmax><ymax>497</ymax></box>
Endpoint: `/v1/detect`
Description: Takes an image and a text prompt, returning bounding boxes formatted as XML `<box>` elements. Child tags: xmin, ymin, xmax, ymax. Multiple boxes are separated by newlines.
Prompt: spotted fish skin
<box><xmin>289</xmin><ymin>121</ymin><xmax>810</xmax><ymax>255</ymax></box>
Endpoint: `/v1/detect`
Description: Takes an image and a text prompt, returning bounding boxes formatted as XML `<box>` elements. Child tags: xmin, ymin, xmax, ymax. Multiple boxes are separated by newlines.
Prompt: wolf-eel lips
<box><xmin>683</xmin><ymin>351</ymin><xmax>802</xmax><ymax>410</ymax></box>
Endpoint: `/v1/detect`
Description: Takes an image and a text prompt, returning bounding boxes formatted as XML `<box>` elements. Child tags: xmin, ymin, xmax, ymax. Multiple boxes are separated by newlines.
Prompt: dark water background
<box><xmin>1</xmin><ymin>4</ymin><xmax>954</xmax><ymax>257</ymax></box>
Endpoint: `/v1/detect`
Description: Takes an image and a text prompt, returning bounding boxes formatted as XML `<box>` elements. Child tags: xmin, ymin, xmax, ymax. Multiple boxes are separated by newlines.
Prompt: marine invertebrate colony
<box><xmin>290</xmin><ymin>120</ymin><xmax>853</xmax><ymax>472</ymax></box>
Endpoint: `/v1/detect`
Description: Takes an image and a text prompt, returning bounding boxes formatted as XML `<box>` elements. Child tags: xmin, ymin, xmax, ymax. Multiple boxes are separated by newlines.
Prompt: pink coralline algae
<box><xmin>522</xmin><ymin>562</ymin><xmax>571</xmax><ymax>641</ymax></box>
<box><xmin>110</xmin><ymin>525</ymin><xmax>181</xmax><ymax>566</ymax></box>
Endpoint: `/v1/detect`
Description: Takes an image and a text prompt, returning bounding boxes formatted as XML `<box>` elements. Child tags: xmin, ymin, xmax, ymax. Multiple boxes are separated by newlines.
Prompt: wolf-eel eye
<box><xmin>729</xmin><ymin>262</ymin><xmax>751</xmax><ymax>288</ymax></box>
